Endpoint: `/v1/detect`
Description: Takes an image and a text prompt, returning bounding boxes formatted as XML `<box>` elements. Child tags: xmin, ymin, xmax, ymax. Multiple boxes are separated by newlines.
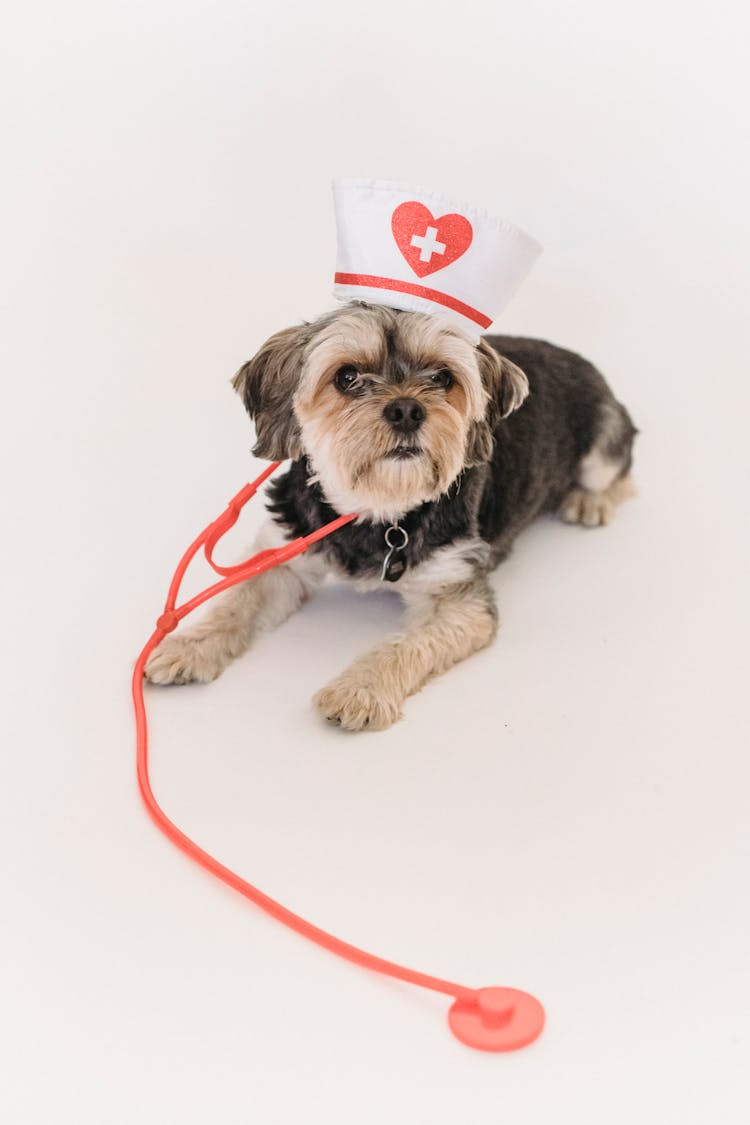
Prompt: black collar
<box><xmin>265</xmin><ymin>460</ymin><xmax>484</xmax><ymax>580</ymax></box>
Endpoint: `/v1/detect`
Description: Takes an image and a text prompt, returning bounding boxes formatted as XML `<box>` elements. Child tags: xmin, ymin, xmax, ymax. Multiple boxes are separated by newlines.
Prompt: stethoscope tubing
<box><xmin>132</xmin><ymin>463</ymin><xmax>479</xmax><ymax>1005</ymax></box>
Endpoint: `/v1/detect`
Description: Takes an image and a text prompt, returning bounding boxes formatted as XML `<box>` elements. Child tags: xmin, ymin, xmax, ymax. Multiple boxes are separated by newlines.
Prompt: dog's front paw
<box><xmin>144</xmin><ymin>634</ymin><xmax>227</xmax><ymax>685</ymax></box>
<box><xmin>314</xmin><ymin>670</ymin><xmax>403</xmax><ymax>732</ymax></box>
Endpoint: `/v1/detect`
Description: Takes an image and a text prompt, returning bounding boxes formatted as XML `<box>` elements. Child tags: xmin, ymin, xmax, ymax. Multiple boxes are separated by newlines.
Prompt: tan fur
<box><xmin>393</xmin><ymin>315</ymin><xmax>489</xmax><ymax>420</ymax></box>
<box><xmin>144</xmin><ymin>521</ymin><xmax>326</xmax><ymax>684</ymax></box>
<box><xmin>314</xmin><ymin>576</ymin><xmax>497</xmax><ymax>731</ymax></box>
<box><xmin>559</xmin><ymin>473</ymin><xmax>636</xmax><ymax>527</ymax></box>
<box><xmin>296</xmin><ymin>307</ymin><xmax>388</xmax><ymax>402</ymax></box>
<box><xmin>145</xmin><ymin>528</ymin><xmax>498</xmax><ymax>733</ymax></box>
<box><xmin>294</xmin><ymin>310</ymin><xmax>486</xmax><ymax>522</ymax></box>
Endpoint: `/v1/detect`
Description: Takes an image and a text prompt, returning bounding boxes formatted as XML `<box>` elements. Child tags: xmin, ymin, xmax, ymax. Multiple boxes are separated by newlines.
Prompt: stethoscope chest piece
<box><xmin>448</xmin><ymin>987</ymin><xmax>545</xmax><ymax>1052</ymax></box>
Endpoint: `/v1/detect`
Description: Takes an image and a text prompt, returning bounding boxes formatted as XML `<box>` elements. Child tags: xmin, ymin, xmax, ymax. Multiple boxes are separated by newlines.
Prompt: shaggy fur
<box><xmin>145</xmin><ymin>303</ymin><xmax>637</xmax><ymax>730</ymax></box>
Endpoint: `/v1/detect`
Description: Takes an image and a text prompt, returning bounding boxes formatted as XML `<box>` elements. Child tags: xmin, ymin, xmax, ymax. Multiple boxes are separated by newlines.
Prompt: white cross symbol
<box><xmin>410</xmin><ymin>225</ymin><xmax>446</xmax><ymax>263</ymax></box>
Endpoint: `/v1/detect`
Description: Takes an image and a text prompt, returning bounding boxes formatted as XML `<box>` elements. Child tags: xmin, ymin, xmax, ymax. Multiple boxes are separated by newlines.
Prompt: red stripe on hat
<box><xmin>333</xmin><ymin>273</ymin><xmax>492</xmax><ymax>330</ymax></box>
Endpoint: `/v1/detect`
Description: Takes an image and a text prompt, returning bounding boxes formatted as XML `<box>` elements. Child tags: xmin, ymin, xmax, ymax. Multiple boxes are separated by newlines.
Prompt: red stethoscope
<box><xmin>132</xmin><ymin>461</ymin><xmax>545</xmax><ymax>1052</ymax></box>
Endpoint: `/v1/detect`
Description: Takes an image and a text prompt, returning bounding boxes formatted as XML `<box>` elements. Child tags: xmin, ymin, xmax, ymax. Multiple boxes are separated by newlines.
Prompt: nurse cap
<box><xmin>332</xmin><ymin>178</ymin><xmax>542</xmax><ymax>342</ymax></box>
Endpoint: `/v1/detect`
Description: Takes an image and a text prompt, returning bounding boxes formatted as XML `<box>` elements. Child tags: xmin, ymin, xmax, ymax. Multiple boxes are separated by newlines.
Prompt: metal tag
<box><xmin>381</xmin><ymin>524</ymin><xmax>409</xmax><ymax>583</ymax></box>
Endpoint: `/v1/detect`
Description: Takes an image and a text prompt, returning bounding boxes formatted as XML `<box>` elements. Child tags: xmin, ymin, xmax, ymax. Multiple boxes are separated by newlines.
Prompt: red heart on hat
<box><xmin>391</xmin><ymin>201</ymin><xmax>473</xmax><ymax>278</ymax></box>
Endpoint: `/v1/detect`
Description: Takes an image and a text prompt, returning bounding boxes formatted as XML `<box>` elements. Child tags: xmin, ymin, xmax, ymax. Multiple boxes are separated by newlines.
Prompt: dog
<box><xmin>145</xmin><ymin>302</ymin><xmax>637</xmax><ymax>730</ymax></box>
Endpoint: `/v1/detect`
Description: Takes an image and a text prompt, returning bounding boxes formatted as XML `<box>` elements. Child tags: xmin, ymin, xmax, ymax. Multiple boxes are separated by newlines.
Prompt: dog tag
<box><xmin>382</xmin><ymin>550</ymin><xmax>407</xmax><ymax>583</ymax></box>
<box><xmin>381</xmin><ymin>524</ymin><xmax>409</xmax><ymax>583</ymax></box>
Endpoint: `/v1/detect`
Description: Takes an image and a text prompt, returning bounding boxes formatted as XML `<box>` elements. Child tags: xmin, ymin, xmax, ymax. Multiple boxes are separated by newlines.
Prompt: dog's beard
<box><xmin>298</xmin><ymin>398</ymin><xmax>468</xmax><ymax>522</ymax></box>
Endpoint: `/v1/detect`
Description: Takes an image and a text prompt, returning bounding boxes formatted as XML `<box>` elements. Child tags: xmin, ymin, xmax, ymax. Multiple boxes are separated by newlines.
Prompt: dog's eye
<box><xmin>335</xmin><ymin>365</ymin><xmax>360</xmax><ymax>392</ymax></box>
<box><xmin>431</xmin><ymin>369</ymin><xmax>454</xmax><ymax>389</ymax></box>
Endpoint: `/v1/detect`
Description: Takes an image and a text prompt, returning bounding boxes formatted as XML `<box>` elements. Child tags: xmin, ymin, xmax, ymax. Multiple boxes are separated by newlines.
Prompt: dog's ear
<box><xmin>476</xmin><ymin>338</ymin><xmax>529</xmax><ymax>419</ymax></box>
<box><xmin>464</xmin><ymin>339</ymin><xmax>530</xmax><ymax>465</ymax></box>
<box><xmin>231</xmin><ymin>325</ymin><xmax>307</xmax><ymax>461</ymax></box>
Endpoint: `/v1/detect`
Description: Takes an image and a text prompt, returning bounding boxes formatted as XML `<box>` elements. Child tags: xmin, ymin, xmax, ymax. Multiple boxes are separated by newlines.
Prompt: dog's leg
<box><xmin>144</xmin><ymin>520</ymin><xmax>326</xmax><ymax>685</ymax></box>
<box><xmin>559</xmin><ymin>401</ymin><xmax>637</xmax><ymax>527</ymax></box>
<box><xmin>314</xmin><ymin>569</ymin><xmax>498</xmax><ymax>732</ymax></box>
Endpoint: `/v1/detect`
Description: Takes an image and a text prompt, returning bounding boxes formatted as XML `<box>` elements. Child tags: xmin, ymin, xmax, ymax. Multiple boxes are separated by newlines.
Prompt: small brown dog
<box><xmin>146</xmin><ymin>302</ymin><xmax>636</xmax><ymax>730</ymax></box>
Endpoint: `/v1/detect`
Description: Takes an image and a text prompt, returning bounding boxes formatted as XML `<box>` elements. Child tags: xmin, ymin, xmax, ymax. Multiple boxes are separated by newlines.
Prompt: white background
<box><xmin>2</xmin><ymin>1</ymin><xmax>749</xmax><ymax>1122</ymax></box>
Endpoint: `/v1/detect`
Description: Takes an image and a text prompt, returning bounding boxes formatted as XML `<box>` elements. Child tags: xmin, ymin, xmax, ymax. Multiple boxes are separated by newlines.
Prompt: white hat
<box><xmin>332</xmin><ymin>178</ymin><xmax>542</xmax><ymax>341</ymax></box>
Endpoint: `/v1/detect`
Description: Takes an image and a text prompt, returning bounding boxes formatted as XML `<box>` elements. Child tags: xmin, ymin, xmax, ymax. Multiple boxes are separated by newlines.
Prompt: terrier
<box><xmin>145</xmin><ymin>302</ymin><xmax>636</xmax><ymax>730</ymax></box>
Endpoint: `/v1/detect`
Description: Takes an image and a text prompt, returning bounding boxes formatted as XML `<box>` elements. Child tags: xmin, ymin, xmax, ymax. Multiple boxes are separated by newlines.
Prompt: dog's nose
<box><xmin>383</xmin><ymin>397</ymin><xmax>425</xmax><ymax>433</ymax></box>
